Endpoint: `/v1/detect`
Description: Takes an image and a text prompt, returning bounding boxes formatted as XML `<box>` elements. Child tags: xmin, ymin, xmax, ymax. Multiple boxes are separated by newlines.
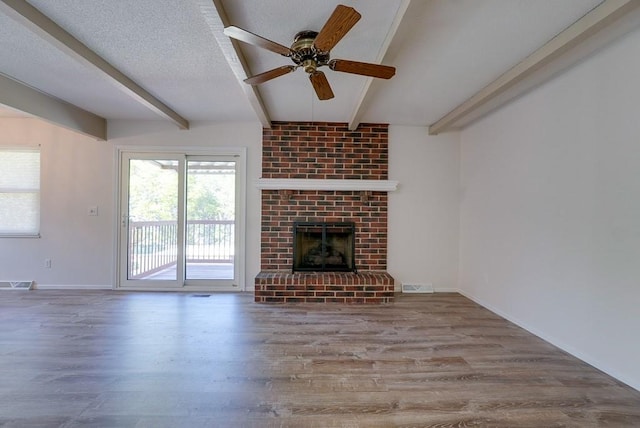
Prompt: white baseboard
<box><xmin>458</xmin><ymin>289</ymin><xmax>639</xmax><ymax>392</ymax></box>
<box><xmin>394</xmin><ymin>286</ymin><xmax>461</xmax><ymax>293</ymax></box>
<box><xmin>434</xmin><ymin>287</ymin><xmax>460</xmax><ymax>293</ymax></box>
<box><xmin>34</xmin><ymin>284</ymin><xmax>113</xmax><ymax>290</ymax></box>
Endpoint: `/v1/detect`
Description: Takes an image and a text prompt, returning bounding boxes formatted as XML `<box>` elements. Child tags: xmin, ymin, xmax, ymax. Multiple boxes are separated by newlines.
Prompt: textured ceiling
<box><xmin>21</xmin><ymin>0</ymin><xmax>256</xmax><ymax>121</ymax></box>
<box><xmin>220</xmin><ymin>0</ymin><xmax>406</xmax><ymax>122</ymax></box>
<box><xmin>1</xmin><ymin>0</ymin><xmax>626</xmax><ymax>135</ymax></box>
<box><xmin>365</xmin><ymin>0</ymin><xmax>605</xmax><ymax>125</ymax></box>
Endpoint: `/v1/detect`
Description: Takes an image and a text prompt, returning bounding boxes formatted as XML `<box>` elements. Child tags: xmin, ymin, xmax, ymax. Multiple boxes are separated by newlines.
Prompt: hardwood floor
<box><xmin>0</xmin><ymin>291</ymin><xmax>638</xmax><ymax>427</ymax></box>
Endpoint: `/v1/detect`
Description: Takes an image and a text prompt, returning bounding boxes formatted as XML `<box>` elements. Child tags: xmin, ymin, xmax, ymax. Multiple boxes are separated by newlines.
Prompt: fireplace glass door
<box><xmin>293</xmin><ymin>222</ymin><xmax>356</xmax><ymax>273</ymax></box>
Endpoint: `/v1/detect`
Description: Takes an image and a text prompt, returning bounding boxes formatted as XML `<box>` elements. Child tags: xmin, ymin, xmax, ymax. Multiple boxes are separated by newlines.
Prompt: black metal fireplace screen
<box><xmin>292</xmin><ymin>222</ymin><xmax>356</xmax><ymax>273</ymax></box>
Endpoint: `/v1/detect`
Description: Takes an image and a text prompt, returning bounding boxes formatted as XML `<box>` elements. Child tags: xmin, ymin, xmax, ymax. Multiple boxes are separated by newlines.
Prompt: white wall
<box><xmin>0</xmin><ymin>118</ymin><xmax>114</xmax><ymax>287</ymax></box>
<box><xmin>0</xmin><ymin>119</ymin><xmax>263</xmax><ymax>289</ymax></box>
<box><xmin>459</xmin><ymin>26</ymin><xmax>640</xmax><ymax>390</ymax></box>
<box><xmin>388</xmin><ymin>126</ymin><xmax>460</xmax><ymax>291</ymax></box>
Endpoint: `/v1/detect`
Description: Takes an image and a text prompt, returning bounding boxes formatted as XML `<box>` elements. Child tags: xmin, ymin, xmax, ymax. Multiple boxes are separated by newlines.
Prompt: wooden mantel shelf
<box><xmin>256</xmin><ymin>178</ymin><xmax>399</xmax><ymax>192</ymax></box>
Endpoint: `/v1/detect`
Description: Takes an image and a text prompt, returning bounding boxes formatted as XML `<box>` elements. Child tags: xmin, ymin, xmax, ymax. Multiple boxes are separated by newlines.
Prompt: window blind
<box><xmin>0</xmin><ymin>147</ymin><xmax>40</xmax><ymax>236</ymax></box>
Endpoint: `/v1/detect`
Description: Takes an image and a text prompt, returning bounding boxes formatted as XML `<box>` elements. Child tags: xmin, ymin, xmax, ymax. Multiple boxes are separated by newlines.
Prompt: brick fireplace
<box><xmin>255</xmin><ymin>122</ymin><xmax>396</xmax><ymax>303</ymax></box>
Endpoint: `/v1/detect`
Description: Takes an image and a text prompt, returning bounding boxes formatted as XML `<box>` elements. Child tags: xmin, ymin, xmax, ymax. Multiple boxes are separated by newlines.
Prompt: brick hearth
<box><xmin>255</xmin><ymin>272</ymin><xmax>394</xmax><ymax>304</ymax></box>
<box><xmin>255</xmin><ymin>122</ymin><xmax>395</xmax><ymax>304</ymax></box>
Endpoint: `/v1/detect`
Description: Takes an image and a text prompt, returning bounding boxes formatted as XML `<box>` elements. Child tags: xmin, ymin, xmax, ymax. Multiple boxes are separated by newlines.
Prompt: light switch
<box><xmin>88</xmin><ymin>206</ymin><xmax>99</xmax><ymax>216</ymax></box>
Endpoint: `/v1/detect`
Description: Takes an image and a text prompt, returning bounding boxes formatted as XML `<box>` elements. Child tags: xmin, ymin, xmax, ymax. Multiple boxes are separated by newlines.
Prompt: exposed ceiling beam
<box><xmin>428</xmin><ymin>0</ymin><xmax>640</xmax><ymax>135</ymax></box>
<box><xmin>348</xmin><ymin>0</ymin><xmax>411</xmax><ymax>131</ymax></box>
<box><xmin>0</xmin><ymin>0</ymin><xmax>189</xmax><ymax>130</ymax></box>
<box><xmin>198</xmin><ymin>0</ymin><xmax>271</xmax><ymax>129</ymax></box>
<box><xmin>0</xmin><ymin>73</ymin><xmax>106</xmax><ymax>140</ymax></box>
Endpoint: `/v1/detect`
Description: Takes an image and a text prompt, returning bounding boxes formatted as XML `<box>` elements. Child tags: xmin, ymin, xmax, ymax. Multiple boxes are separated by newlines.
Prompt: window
<box><xmin>0</xmin><ymin>147</ymin><xmax>40</xmax><ymax>237</ymax></box>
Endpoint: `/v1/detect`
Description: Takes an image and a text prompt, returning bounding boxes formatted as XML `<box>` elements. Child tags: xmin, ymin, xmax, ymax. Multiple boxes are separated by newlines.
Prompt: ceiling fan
<box><xmin>223</xmin><ymin>4</ymin><xmax>396</xmax><ymax>100</ymax></box>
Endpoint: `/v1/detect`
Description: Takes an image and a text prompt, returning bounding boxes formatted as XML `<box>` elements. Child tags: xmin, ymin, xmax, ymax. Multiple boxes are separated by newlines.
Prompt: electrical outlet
<box><xmin>44</xmin><ymin>259</ymin><xmax>52</xmax><ymax>268</ymax></box>
<box><xmin>88</xmin><ymin>206</ymin><xmax>98</xmax><ymax>216</ymax></box>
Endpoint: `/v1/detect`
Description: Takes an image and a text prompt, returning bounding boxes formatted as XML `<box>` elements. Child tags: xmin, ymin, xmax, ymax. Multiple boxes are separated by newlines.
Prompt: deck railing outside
<box><xmin>128</xmin><ymin>220</ymin><xmax>234</xmax><ymax>278</ymax></box>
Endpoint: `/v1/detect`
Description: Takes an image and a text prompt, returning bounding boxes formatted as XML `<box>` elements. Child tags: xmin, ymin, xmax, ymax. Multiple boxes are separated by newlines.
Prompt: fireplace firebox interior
<box><xmin>293</xmin><ymin>222</ymin><xmax>356</xmax><ymax>273</ymax></box>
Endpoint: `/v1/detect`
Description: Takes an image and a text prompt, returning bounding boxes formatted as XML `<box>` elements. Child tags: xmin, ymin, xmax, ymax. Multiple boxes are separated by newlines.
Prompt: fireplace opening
<box><xmin>293</xmin><ymin>222</ymin><xmax>356</xmax><ymax>273</ymax></box>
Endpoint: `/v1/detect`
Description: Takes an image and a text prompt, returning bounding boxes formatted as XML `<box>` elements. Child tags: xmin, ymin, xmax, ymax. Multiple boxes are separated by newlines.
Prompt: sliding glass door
<box><xmin>185</xmin><ymin>158</ymin><xmax>236</xmax><ymax>281</ymax></box>
<box><xmin>118</xmin><ymin>151</ymin><xmax>243</xmax><ymax>290</ymax></box>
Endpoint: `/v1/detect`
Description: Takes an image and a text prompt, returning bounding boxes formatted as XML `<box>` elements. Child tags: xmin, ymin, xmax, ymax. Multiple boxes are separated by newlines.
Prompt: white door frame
<box><xmin>114</xmin><ymin>146</ymin><xmax>246</xmax><ymax>292</ymax></box>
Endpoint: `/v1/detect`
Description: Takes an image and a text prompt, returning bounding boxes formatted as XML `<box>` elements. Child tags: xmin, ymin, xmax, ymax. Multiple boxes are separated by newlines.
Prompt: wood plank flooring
<box><xmin>0</xmin><ymin>291</ymin><xmax>639</xmax><ymax>427</ymax></box>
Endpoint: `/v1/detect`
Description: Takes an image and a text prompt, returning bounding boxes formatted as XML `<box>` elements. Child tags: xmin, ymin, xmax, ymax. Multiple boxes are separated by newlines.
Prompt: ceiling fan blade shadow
<box><xmin>224</xmin><ymin>26</ymin><xmax>292</xmax><ymax>56</ymax></box>
<box><xmin>313</xmin><ymin>5</ymin><xmax>361</xmax><ymax>52</ymax></box>
<box><xmin>244</xmin><ymin>66</ymin><xmax>297</xmax><ymax>85</ymax></box>
<box><xmin>329</xmin><ymin>59</ymin><xmax>396</xmax><ymax>79</ymax></box>
<box><xmin>309</xmin><ymin>71</ymin><xmax>334</xmax><ymax>100</ymax></box>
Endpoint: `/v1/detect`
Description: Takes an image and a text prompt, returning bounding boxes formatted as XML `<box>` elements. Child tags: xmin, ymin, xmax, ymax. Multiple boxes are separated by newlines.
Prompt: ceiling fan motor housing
<box><xmin>291</xmin><ymin>31</ymin><xmax>330</xmax><ymax>72</ymax></box>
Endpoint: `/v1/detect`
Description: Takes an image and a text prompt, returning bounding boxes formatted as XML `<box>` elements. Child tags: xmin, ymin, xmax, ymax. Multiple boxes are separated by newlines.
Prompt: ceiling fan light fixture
<box><xmin>302</xmin><ymin>59</ymin><xmax>317</xmax><ymax>74</ymax></box>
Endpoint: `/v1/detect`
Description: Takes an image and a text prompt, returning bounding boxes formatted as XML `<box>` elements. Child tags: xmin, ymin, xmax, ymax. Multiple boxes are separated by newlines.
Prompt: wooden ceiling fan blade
<box><xmin>309</xmin><ymin>71</ymin><xmax>334</xmax><ymax>100</ymax></box>
<box><xmin>313</xmin><ymin>5</ymin><xmax>361</xmax><ymax>52</ymax></box>
<box><xmin>329</xmin><ymin>59</ymin><xmax>396</xmax><ymax>79</ymax></box>
<box><xmin>224</xmin><ymin>26</ymin><xmax>292</xmax><ymax>56</ymax></box>
<box><xmin>244</xmin><ymin>66</ymin><xmax>297</xmax><ymax>85</ymax></box>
